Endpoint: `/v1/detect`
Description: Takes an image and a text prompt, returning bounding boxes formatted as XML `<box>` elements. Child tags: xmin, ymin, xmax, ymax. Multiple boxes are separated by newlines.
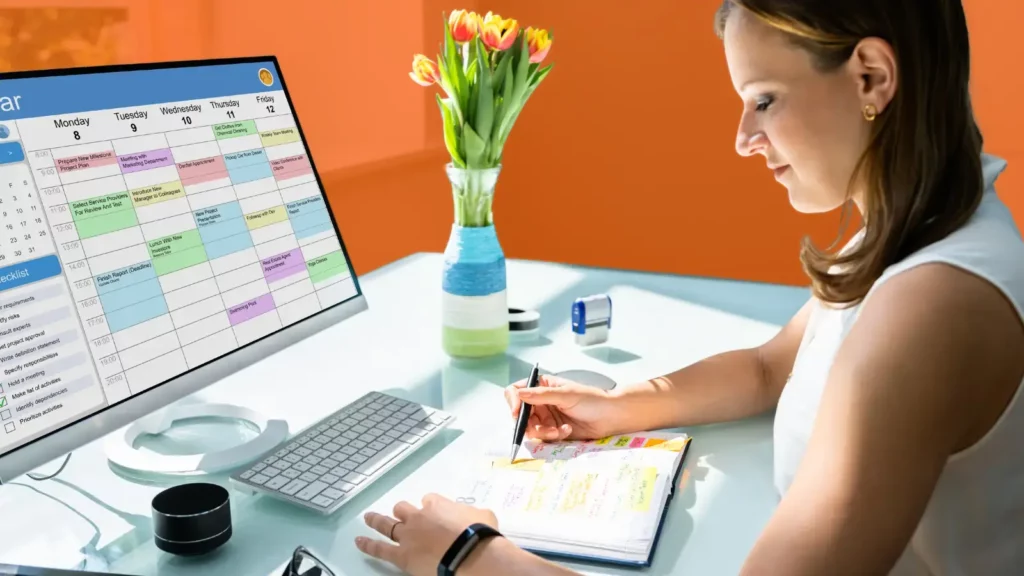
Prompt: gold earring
<box><xmin>863</xmin><ymin>104</ymin><xmax>878</xmax><ymax>122</ymax></box>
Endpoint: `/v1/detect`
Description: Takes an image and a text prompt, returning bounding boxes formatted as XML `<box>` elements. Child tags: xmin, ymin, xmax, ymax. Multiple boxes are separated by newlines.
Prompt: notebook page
<box><xmin>455</xmin><ymin>432</ymin><xmax>689</xmax><ymax>552</ymax></box>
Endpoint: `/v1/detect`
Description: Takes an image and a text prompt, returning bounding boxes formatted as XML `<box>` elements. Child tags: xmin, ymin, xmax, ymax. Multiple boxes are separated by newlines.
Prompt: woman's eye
<box><xmin>755</xmin><ymin>96</ymin><xmax>775</xmax><ymax>112</ymax></box>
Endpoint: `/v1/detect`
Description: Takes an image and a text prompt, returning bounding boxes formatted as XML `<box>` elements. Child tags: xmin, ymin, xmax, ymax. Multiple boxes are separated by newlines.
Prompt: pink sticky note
<box><xmin>630</xmin><ymin>437</ymin><xmax>646</xmax><ymax>448</ymax></box>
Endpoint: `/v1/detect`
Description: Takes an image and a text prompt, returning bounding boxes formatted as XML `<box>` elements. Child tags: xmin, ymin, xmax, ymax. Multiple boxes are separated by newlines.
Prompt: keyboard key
<box><xmin>428</xmin><ymin>414</ymin><xmax>450</xmax><ymax>425</ymax></box>
<box><xmin>323</xmin><ymin>429</ymin><xmax>341</xmax><ymax>438</ymax></box>
<box><xmin>395</xmin><ymin>424</ymin><xmax>411</xmax><ymax>433</ymax></box>
<box><xmin>286</xmin><ymin>442</ymin><xmax>300</xmax><ymax>451</ymax></box>
<box><xmin>322</xmin><ymin>458</ymin><xmax>341</xmax><ymax>469</ymax></box>
<box><xmin>306</xmin><ymin>441</ymin><xmax>323</xmax><ymax>451</ymax></box>
<box><xmin>303</xmin><ymin>455</ymin><xmax>323</xmax><ymax>466</ymax></box>
<box><xmin>399</xmin><ymin>433</ymin><xmax>419</xmax><ymax>444</ymax></box>
<box><xmin>322</xmin><ymin>488</ymin><xmax>345</xmax><ymax>500</ymax></box>
<box><xmin>253</xmin><ymin>463</ymin><xmax>268</xmax><ymax>472</ymax></box>
<box><xmin>401</xmin><ymin>418</ymin><xmax>421</xmax><ymax>428</ymax></box>
<box><xmin>384</xmin><ymin>417</ymin><xmax>402</xmax><ymax>426</ymax></box>
<box><xmin>336</xmin><ymin>460</ymin><xmax>356</xmax><ymax>471</ymax></box>
<box><xmin>367</xmin><ymin>428</ymin><xmax>385</xmax><ymax>438</ymax></box>
<box><xmin>314</xmin><ymin>449</ymin><xmax>332</xmax><ymax>459</ymax></box>
<box><xmin>323</xmin><ymin>443</ymin><xmax>341</xmax><ymax>453</ymax></box>
<box><xmin>240</xmin><ymin>470</ymin><xmax>255</xmax><ymax>479</ymax></box>
<box><xmin>275</xmin><ymin>449</ymin><xmax>290</xmax><ymax>458</ymax></box>
<box><xmin>340</xmin><ymin>446</ymin><xmax>358</xmax><ymax>456</ymax></box>
<box><xmin>266</xmin><ymin>475</ymin><xmax>290</xmax><ymax>490</ymax></box>
<box><xmin>358</xmin><ymin>433</ymin><xmax>376</xmax><ymax>443</ymax></box>
<box><xmin>273</xmin><ymin>460</ymin><xmax>291</xmax><ymax>471</ymax></box>
<box><xmin>250</xmin><ymin>474</ymin><xmax>271</xmax><ymax>485</ymax></box>
<box><xmin>282</xmin><ymin>469</ymin><xmax>302</xmax><ymax>479</ymax></box>
<box><xmin>352</xmin><ymin>424</ymin><xmax>369</xmax><ymax>434</ymax></box>
<box><xmin>409</xmin><ymin>427</ymin><xmax>428</xmax><ymax>437</ymax></box>
<box><xmin>297</xmin><ymin>481</ymin><xmax>329</xmax><ymax>501</ymax></box>
<box><xmin>386</xmin><ymin>429</ymin><xmax>402</xmax><ymax>439</ymax></box>
<box><xmin>315</xmin><ymin>435</ymin><xmax>331</xmax><ymax>444</ymax></box>
<box><xmin>342</xmin><ymin>430</ymin><xmax>359</xmax><ymax>440</ymax></box>
<box><xmin>263</xmin><ymin>456</ymin><xmax>279</xmax><ymax>465</ymax></box>
<box><xmin>368</xmin><ymin>402</ymin><xmax>384</xmax><ymax>410</ymax></box>
<box><xmin>359</xmin><ymin>447</ymin><xmax>378</xmax><ymax>458</ymax></box>
<box><xmin>284</xmin><ymin>454</ymin><xmax>303</xmax><ymax>464</ymax></box>
<box><xmin>343</xmin><ymin>471</ymin><xmax>367</xmax><ymax>484</ymax></box>
<box><xmin>311</xmin><ymin>465</ymin><xmax>330</xmax><ymax>475</ymax></box>
<box><xmin>355</xmin><ymin>443</ymin><xmax>408</xmax><ymax>475</ymax></box>
<box><xmin>263</xmin><ymin>467</ymin><xmax>281</xmax><ymax>478</ymax></box>
<box><xmin>312</xmin><ymin>495</ymin><xmax>335</xmax><ymax>508</ymax></box>
<box><xmin>368</xmin><ymin>414</ymin><xmax>384</xmax><ymax>423</ymax></box>
<box><xmin>369</xmin><ymin>441</ymin><xmax>389</xmax><ymax>451</ymax></box>
<box><xmin>350</xmin><ymin>440</ymin><xmax>367</xmax><ymax>450</ymax></box>
<box><xmin>294</xmin><ymin>447</ymin><xmax>312</xmax><ymax>457</ymax></box>
<box><xmin>300</xmin><ymin>472</ymin><xmax>319</xmax><ymax>483</ymax></box>
<box><xmin>331</xmin><ymin>466</ymin><xmax>350</xmax><ymax>477</ymax></box>
<box><xmin>327</xmin><ymin>418</ymin><xmax>339</xmax><ymax>426</ymax></box>
<box><xmin>281</xmin><ymin>480</ymin><xmax>308</xmax><ymax>495</ymax></box>
<box><xmin>293</xmin><ymin>462</ymin><xmax>312</xmax><ymax>472</ymax></box>
<box><xmin>332</xmin><ymin>480</ymin><xmax>357</xmax><ymax>492</ymax></box>
<box><xmin>316</xmin><ymin>425</ymin><xmax>329</xmax><ymax>433</ymax></box>
<box><xmin>350</xmin><ymin>454</ymin><xmax>368</xmax><ymax>464</ymax></box>
<box><xmin>322</xmin><ymin>473</ymin><xmax>340</xmax><ymax>484</ymax></box>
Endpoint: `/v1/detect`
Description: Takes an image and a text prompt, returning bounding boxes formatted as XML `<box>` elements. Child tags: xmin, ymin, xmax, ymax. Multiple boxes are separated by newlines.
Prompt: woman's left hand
<box><xmin>356</xmin><ymin>493</ymin><xmax>499</xmax><ymax>576</ymax></box>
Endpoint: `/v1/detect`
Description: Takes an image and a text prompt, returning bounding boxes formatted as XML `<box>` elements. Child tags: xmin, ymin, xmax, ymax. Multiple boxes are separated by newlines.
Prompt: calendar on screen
<box><xmin>0</xmin><ymin>60</ymin><xmax>358</xmax><ymax>450</ymax></box>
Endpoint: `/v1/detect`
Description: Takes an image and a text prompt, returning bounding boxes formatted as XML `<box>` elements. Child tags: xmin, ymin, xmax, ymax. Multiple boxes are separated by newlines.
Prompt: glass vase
<box><xmin>441</xmin><ymin>163</ymin><xmax>509</xmax><ymax>358</ymax></box>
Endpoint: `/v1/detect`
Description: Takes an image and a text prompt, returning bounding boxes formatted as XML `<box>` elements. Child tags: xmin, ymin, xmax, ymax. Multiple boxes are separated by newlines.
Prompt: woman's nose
<box><xmin>735</xmin><ymin>115</ymin><xmax>767</xmax><ymax>157</ymax></box>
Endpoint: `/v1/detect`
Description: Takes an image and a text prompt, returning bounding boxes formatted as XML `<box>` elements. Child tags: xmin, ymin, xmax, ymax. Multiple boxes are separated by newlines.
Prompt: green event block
<box><xmin>213</xmin><ymin>120</ymin><xmax>257</xmax><ymax>140</ymax></box>
<box><xmin>307</xmin><ymin>250</ymin><xmax>349</xmax><ymax>285</ymax></box>
<box><xmin>147</xmin><ymin>228</ymin><xmax>208</xmax><ymax>275</ymax></box>
<box><xmin>70</xmin><ymin>192</ymin><xmax>138</xmax><ymax>239</ymax></box>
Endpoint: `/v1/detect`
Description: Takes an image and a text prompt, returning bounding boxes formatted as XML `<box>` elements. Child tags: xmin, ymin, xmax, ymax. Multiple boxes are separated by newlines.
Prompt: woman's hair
<box><xmin>715</xmin><ymin>0</ymin><xmax>985</xmax><ymax>307</ymax></box>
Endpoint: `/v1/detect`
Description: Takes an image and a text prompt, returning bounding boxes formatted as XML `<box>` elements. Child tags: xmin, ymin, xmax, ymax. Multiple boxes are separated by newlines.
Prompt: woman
<box><xmin>357</xmin><ymin>1</ymin><xmax>1024</xmax><ymax>574</ymax></box>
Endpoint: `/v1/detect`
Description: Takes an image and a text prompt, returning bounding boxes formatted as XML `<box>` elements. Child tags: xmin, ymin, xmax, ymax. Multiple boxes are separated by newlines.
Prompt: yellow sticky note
<box><xmin>594</xmin><ymin>436</ymin><xmax>612</xmax><ymax>445</ymax></box>
<box><xmin>491</xmin><ymin>457</ymin><xmax>545</xmax><ymax>471</ymax></box>
<box><xmin>649</xmin><ymin>437</ymin><xmax>690</xmax><ymax>452</ymax></box>
<box><xmin>614</xmin><ymin>436</ymin><xmax>631</xmax><ymax>447</ymax></box>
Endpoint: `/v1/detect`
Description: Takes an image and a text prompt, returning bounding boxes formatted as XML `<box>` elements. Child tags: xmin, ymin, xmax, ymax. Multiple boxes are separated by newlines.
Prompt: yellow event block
<box><xmin>648</xmin><ymin>436</ymin><xmax>690</xmax><ymax>452</ymax></box>
<box><xmin>630</xmin><ymin>467</ymin><xmax>658</xmax><ymax>512</ymax></box>
<box><xmin>245</xmin><ymin>206</ymin><xmax>288</xmax><ymax>230</ymax></box>
<box><xmin>259</xmin><ymin>127</ymin><xmax>300</xmax><ymax>147</ymax></box>
<box><xmin>130</xmin><ymin>180</ymin><xmax>185</xmax><ymax>207</ymax></box>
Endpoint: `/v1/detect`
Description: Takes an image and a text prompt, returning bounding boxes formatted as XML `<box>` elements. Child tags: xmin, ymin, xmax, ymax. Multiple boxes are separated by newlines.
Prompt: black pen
<box><xmin>511</xmin><ymin>362</ymin><xmax>542</xmax><ymax>462</ymax></box>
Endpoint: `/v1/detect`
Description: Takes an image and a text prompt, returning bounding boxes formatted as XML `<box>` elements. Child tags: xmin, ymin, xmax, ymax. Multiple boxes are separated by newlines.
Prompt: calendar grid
<box><xmin>23</xmin><ymin>107</ymin><xmax>353</xmax><ymax>400</ymax></box>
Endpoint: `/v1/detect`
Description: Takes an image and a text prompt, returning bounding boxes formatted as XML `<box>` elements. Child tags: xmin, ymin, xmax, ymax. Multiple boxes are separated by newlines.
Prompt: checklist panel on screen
<box><xmin>0</xmin><ymin>60</ymin><xmax>357</xmax><ymax>456</ymax></box>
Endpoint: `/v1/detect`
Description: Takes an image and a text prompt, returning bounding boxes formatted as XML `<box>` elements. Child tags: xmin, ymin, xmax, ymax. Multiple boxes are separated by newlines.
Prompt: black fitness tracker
<box><xmin>437</xmin><ymin>523</ymin><xmax>502</xmax><ymax>576</ymax></box>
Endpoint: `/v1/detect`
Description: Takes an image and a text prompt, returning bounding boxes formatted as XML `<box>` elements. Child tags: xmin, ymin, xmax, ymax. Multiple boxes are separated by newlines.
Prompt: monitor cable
<box><xmin>26</xmin><ymin>453</ymin><xmax>72</xmax><ymax>481</ymax></box>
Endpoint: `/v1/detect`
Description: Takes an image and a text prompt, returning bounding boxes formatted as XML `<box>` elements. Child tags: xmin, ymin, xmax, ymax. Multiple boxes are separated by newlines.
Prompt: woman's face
<box><xmin>723</xmin><ymin>8</ymin><xmax>872</xmax><ymax>214</ymax></box>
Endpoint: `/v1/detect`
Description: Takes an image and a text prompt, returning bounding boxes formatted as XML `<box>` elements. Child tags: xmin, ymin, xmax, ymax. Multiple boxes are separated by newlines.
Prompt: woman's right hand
<box><xmin>504</xmin><ymin>374</ymin><xmax>622</xmax><ymax>442</ymax></box>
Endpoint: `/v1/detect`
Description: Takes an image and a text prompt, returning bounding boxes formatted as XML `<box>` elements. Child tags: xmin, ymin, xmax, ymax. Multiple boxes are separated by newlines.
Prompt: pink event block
<box><xmin>262</xmin><ymin>248</ymin><xmax>306</xmax><ymax>283</ymax></box>
<box><xmin>177</xmin><ymin>156</ymin><xmax>229</xmax><ymax>187</ymax></box>
<box><xmin>227</xmin><ymin>293</ymin><xmax>276</xmax><ymax>326</ymax></box>
<box><xmin>55</xmin><ymin>150</ymin><xmax>118</xmax><ymax>174</ymax></box>
<box><xmin>270</xmin><ymin>154</ymin><xmax>313</xmax><ymax>180</ymax></box>
<box><xmin>119</xmin><ymin>148</ymin><xmax>175</xmax><ymax>173</ymax></box>
<box><xmin>629</xmin><ymin>437</ymin><xmax>647</xmax><ymax>448</ymax></box>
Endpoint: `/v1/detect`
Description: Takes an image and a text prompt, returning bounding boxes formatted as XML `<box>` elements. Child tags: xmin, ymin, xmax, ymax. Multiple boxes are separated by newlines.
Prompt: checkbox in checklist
<box><xmin>0</xmin><ymin>396</ymin><xmax>6</xmax><ymax>409</ymax></box>
<box><xmin>4</xmin><ymin>422</ymin><xmax>14</xmax><ymax>434</ymax></box>
<box><xmin>1</xmin><ymin>409</ymin><xmax>9</xmax><ymax>421</ymax></box>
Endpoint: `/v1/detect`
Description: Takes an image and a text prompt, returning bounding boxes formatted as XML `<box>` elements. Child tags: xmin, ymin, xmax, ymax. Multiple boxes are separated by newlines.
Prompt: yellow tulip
<box><xmin>409</xmin><ymin>54</ymin><xmax>440</xmax><ymax>87</ymax></box>
<box><xmin>526</xmin><ymin>27</ymin><xmax>553</xmax><ymax>63</ymax></box>
<box><xmin>448</xmin><ymin>9</ymin><xmax>481</xmax><ymax>43</ymax></box>
<box><xmin>480</xmin><ymin>12</ymin><xmax>520</xmax><ymax>51</ymax></box>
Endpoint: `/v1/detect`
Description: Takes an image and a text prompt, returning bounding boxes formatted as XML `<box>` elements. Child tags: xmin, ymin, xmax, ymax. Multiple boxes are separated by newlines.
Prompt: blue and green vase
<box><xmin>441</xmin><ymin>164</ymin><xmax>509</xmax><ymax>357</ymax></box>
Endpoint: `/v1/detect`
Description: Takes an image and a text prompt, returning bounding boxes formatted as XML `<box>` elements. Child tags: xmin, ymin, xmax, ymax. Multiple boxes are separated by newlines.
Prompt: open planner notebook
<box><xmin>454</xmin><ymin>431</ymin><xmax>692</xmax><ymax>567</ymax></box>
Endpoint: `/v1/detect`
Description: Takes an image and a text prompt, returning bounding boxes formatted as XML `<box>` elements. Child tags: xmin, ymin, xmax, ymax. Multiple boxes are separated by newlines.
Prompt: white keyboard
<box><xmin>230</xmin><ymin>391</ymin><xmax>454</xmax><ymax>514</ymax></box>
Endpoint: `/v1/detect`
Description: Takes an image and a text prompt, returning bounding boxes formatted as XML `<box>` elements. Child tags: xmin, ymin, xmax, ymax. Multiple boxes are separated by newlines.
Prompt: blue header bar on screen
<box><xmin>0</xmin><ymin>61</ymin><xmax>280</xmax><ymax>121</ymax></box>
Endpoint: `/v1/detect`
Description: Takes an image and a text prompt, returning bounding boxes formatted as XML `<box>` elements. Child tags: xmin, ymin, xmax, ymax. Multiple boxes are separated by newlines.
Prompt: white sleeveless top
<box><xmin>774</xmin><ymin>153</ymin><xmax>1024</xmax><ymax>575</ymax></box>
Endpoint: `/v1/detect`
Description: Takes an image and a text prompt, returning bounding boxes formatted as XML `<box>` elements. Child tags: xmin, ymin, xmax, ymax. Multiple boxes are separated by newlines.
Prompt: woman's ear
<box><xmin>848</xmin><ymin>37</ymin><xmax>898</xmax><ymax>114</ymax></box>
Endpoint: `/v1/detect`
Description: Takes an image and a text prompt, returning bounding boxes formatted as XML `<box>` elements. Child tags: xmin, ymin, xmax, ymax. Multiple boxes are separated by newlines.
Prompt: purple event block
<box><xmin>118</xmin><ymin>148</ymin><xmax>175</xmax><ymax>173</ymax></box>
<box><xmin>261</xmin><ymin>248</ymin><xmax>306</xmax><ymax>283</ymax></box>
<box><xmin>227</xmin><ymin>293</ymin><xmax>276</xmax><ymax>326</ymax></box>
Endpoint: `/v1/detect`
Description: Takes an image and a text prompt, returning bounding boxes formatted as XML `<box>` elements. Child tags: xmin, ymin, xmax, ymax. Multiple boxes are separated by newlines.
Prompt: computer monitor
<box><xmin>0</xmin><ymin>57</ymin><xmax>367</xmax><ymax>482</ymax></box>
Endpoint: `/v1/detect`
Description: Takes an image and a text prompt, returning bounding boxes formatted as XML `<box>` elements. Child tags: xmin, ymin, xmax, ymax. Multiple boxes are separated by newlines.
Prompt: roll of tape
<box><xmin>508</xmin><ymin>308</ymin><xmax>540</xmax><ymax>332</ymax></box>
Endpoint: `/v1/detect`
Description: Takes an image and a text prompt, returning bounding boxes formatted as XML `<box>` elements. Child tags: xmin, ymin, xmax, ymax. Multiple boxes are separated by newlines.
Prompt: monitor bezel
<box><xmin>0</xmin><ymin>55</ymin><xmax>367</xmax><ymax>482</ymax></box>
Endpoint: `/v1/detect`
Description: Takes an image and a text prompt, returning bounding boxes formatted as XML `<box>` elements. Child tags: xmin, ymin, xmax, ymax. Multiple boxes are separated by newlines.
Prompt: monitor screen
<box><xmin>0</xmin><ymin>58</ymin><xmax>360</xmax><ymax>461</ymax></box>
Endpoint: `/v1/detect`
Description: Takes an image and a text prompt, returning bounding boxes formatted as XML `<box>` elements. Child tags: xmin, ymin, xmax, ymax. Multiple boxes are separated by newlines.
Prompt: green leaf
<box><xmin>443</xmin><ymin>12</ymin><xmax>469</xmax><ymax>116</ymax></box>
<box><xmin>473</xmin><ymin>36</ymin><xmax>494</xmax><ymax>147</ymax></box>
<box><xmin>463</xmin><ymin>123</ymin><xmax>487</xmax><ymax>169</ymax></box>
<box><xmin>529</xmin><ymin>63</ymin><xmax>554</xmax><ymax>88</ymax></box>
<box><xmin>490</xmin><ymin>60</ymin><xmax>515</xmax><ymax>162</ymax></box>
<box><xmin>436</xmin><ymin>95</ymin><xmax>465</xmax><ymax>168</ymax></box>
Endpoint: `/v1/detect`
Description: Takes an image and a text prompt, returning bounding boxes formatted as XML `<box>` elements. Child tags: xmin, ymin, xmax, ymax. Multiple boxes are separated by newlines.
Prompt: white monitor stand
<box><xmin>104</xmin><ymin>402</ymin><xmax>289</xmax><ymax>476</ymax></box>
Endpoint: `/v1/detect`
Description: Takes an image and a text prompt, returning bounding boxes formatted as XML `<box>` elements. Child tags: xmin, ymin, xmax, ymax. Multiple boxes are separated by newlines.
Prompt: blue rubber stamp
<box><xmin>571</xmin><ymin>294</ymin><xmax>612</xmax><ymax>346</ymax></box>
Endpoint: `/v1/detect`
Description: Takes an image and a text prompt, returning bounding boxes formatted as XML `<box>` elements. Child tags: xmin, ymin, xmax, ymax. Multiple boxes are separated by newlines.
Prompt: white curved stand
<box><xmin>104</xmin><ymin>403</ymin><xmax>289</xmax><ymax>475</ymax></box>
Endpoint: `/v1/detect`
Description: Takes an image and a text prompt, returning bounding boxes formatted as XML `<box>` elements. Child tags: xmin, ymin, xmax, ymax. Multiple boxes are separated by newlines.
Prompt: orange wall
<box><xmin>482</xmin><ymin>0</ymin><xmax>1023</xmax><ymax>286</ymax></box>
<box><xmin>1</xmin><ymin>1</ymin><xmax>1018</xmax><ymax>282</ymax></box>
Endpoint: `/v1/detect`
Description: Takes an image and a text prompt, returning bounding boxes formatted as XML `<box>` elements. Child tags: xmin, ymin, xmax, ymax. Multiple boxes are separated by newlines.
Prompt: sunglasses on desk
<box><xmin>280</xmin><ymin>545</ymin><xmax>335</xmax><ymax>576</ymax></box>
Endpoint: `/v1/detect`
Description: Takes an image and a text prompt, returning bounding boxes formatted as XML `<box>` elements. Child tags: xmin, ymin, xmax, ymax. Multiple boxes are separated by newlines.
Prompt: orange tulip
<box><xmin>526</xmin><ymin>27</ymin><xmax>553</xmax><ymax>63</ymax></box>
<box><xmin>448</xmin><ymin>9</ymin><xmax>481</xmax><ymax>43</ymax></box>
<box><xmin>480</xmin><ymin>12</ymin><xmax>520</xmax><ymax>51</ymax></box>
<box><xmin>409</xmin><ymin>54</ymin><xmax>440</xmax><ymax>86</ymax></box>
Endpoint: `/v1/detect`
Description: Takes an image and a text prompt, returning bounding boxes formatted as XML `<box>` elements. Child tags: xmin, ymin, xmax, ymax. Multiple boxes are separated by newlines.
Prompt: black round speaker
<box><xmin>151</xmin><ymin>482</ymin><xmax>232</xmax><ymax>556</ymax></box>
